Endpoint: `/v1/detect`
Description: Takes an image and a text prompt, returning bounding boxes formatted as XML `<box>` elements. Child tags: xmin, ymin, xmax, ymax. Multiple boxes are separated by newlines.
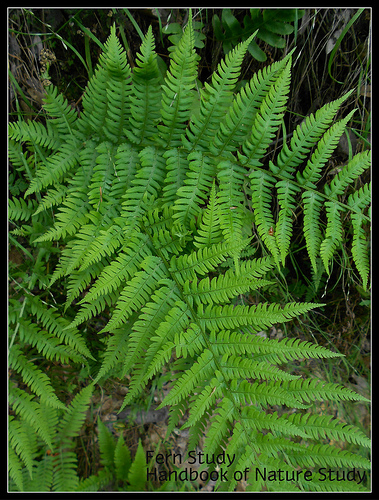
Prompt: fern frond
<box><xmin>173</xmin><ymin>151</ymin><xmax>217</xmax><ymax>227</ymax></box>
<box><xmin>28</xmin><ymin>138</ymin><xmax>82</xmax><ymax>198</ymax></box>
<box><xmin>42</xmin><ymin>84</ymin><xmax>78</xmax><ymax>136</ymax></box>
<box><xmin>100</xmin><ymin>255</ymin><xmax>166</xmax><ymax>333</ymax></box>
<box><xmin>157</xmin><ymin>16</ymin><xmax>198</xmax><ymax>147</ymax></box>
<box><xmin>76</xmin><ymin>469</ymin><xmax>113</xmax><ymax>492</ymax></box>
<box><xmin>183</xmin><ymin>32</ymin><xmax>256</xmax><ymax>152</ymax></box>
<box><xmin>127</xmin><ymin>26</ymin><xmax>162</xmax><ymax>145</ymax></box>
<box><xmin>182</xmin><ymin>272</ymin><xmax>270</xmax><ymax>307</ymax></box>
<box><xmin>80</xmin><ymin>24</ymin><xmax>132</xmax><ymax>143</ymax></box>
<box><xmin>275</xmin><ymin>179</ymin><xmax>301</xmax><ymax>265</ymax></box>
<box><xmin>217</xmin><ymin>160</ymin><xmax>247</xmax><ymax>265</ymax></box>
<box><xmin>78</xmin><ymin>233</ymin><xmax>150</xmax><ymax>305</ymax></box>
<box><xmin>319</xmin><ymin>201</ymin><xmax>344</xmax><ymax>274</ymax></box>
<box><xmin>210</xmin><ymin>330</ymin><xmax>342</xmax><ymax>364</ymax></box>
<box><xmin>51</xmin><ymin>450</ymin><xmax>79</xmax><ymax>492</ymax></box>
<box><xmin>249</xmin><ymin>170</ymin><xmax>280</xmax><ymax>264</ymax></box>
<box><xmin>9</xmin><ymin>345</ymin><xmax>65</xmax><ymax>409</ymax></box>
<box><xmin>94</xmin><ymin>324</ymin><xmax>133</xmax><ymax>383</ymax></box>
<box><xmin>198</xmin><ymin>300</ymin><xmax>319</xmax><ymax>333</ymax></box>
<box><xmin>161</xmin><ymin>349</ymin><xmax>215</xmax><ymax>407</ymax></box>
<box><xmin>210</xmin><ymin>50</ymin><xmax>294</xmax><ymax>157</ymax></box>
<box><xmin>114</xmin><ymin>435</ymin><xmax>132</xmax><ymax>482</ymax></box>
<box><xmin>203</xmin><ymin>397</ymin><xmax>236</xmax><ymax>457</ymax></box>
<box><xmin>324</xmin><ymin>149</ymin><xmax>371</xmax><ymax>197</ymax></box>
<box><xmin>231</xmin><ymin>379</ymin><xmax>310</xmax><ymax>409</ymax></box>
<box><xmin>137</xmin><ymin>300</ymin><xmax>190</xmax><ymax>373</ymax></box>
<box><xmin>9</xmin><ymin>119</ymin><xmax>61</xmax><ymax>150</ymax></box>
<box><xmin>239</xmin><ymin>58</ymin><xmax>291</xmax><ymax>167</ymax></box>
<box><xmin>78</xmin><ymin>224</ymin><xmax>124</xmax><ymax>272</ymax></box>
<box><xmin>28</xmin><ymin>296</ymin><xmax>93</xmax><ymax>359</ymax></box>
<box><xmin>34</xmin><ymin>185</ymin><xmax>69</xmax><ymax>215</ymax></box>
<box><xmin>241</xmin><ymin>406</ymin><xmax>310</xmax><ymax>439</ymax></box>
<box><xmin>285</xmin><ymin>442</ymin><xmax>371</xmax><ymax>470</ymax></box>
<box><xmin>281</xmin><ymin>377</ymin><xmax>370</xmax><ymax>405</ymax></box>
<box><xmin>169</xmin><ymin>239</ymin><xmax>245</xmax><ymax>281</ymax></box>
<box><xmin>8</xmin><ymin>445</ymin><xmax>25</xmax><ymax>491</ymax></box>
<box><xmin>218</xmin><ymin>354</ymin><xmax>300</xmax><ymax>382</ymax></box>
<box><xmin>348</xmin><ymin>182</ymin><xmax>371</xmax><ymax>289</ymax></box>
<box><xmin>17</xmin><ymin>317</ymin><xmax>85</xmax><ymax>364</ymax></box>
<box><xmin>52</xmin><ymin>384</ymin><xmax>94</xmax><ymax>497</ymax></box>
<box><xmin>121</xmin><ymin>299</ymin><xmax>191</xmax><ymax>408</ymax></box>
<box><xmin>193</xmin><ymin>181</ymin><xmax>223</xmax><ymax>248</ymax></box>
<box><xmin>126</xmin><ymin>440</ymin><xmax>147</xmax><ymax>491</ymax></box>
<box><xmin>9</xmin><ymin>416</ymin><xmax>36</xmax><ymax>479</ymax></box>
<box><xmin>97</xmin><ymin>417</ymin><xmax>116</xmax><ymax>468</ymax></box>
<box><xmin>269</xmin><ymin>89</ymin><xmax>354</xmax><ymax>178</ymax></box>
<box><xmin>9</xmin><ymin>197</ymin><xmax>39</xmax><ymax>222</ymax></box>
<box><xmin>285</xmin><ymin>412</ymin><xmax>371</xmax><ymax>448</ymax></box>
<box><xmin>182</xmin><ymin>380</ymin><xmax>222</xmax><ymax>429</ymax></box>
<box><xmin>120</xmin><ymin>145</ymin><xmax>166</xmax><ymax>228</ymax></box>
<box><xmin>64</xmin><ymin>262</ymin><xmax>104</xmax><ymax>309</ymax></box>
<box><xmin>297</xmin><ymin>111</ymin><xmax>355</xmax><ymax>189</ymax></box>
<box><xmin>9</xmin><ymin>385</ymin><xmax>55</xmax><ymax>449</ymax></box>
<box><xmin>161</xmin><ymin>148</ymin><xmax>189</xmax><ymax>204</ymax></box>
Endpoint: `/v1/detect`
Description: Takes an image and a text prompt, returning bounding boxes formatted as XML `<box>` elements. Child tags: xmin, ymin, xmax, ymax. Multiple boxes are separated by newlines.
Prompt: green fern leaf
<box><xmin>302</xmin><ymin>191</ymin><xmax>324</xmax><ymax>274</ymax></box>
<box><xmin>9</xmin><ymin>416</ymin><xmax>35</xmax><ymax>480</ymax></box>
<box><xmin>127</xmin><ymin>439</ymin><xmax>147</xmax><ymax>491</ymax></box>
<box><xmin>348</xmin><ymin>183</ymin><xmax>370</xmax><ymax>289</ymax></box>
<box><xmin>114</xmin><ymin>435</ymin><xmax>132</xmax><ymax>482</ymax></box>
<box><xmin>97</xmin><ymin>417</ymin><xmax>116</xmax><ymax>468</ymax></box>
<box><xmin>173</xmin><ymin>151</ymin><xmax>217</xmax><ymax>227</ymax></box>
<box><xmin>9</xmin><ymin>385</ymin><xmax>55</xmax><ymax>449</ymax></box>
<box><xmin>42</xmin><ymin>84</ymin><xmax>78</xmax><ymax>136</ymax></box>
<box><xmin>239</xmin><ymin>58</ymin><xmax>291</xmax><ymax>167</ymax></box>
<box><xmin>80</xmin><ymin>24</ymin><xmax>132</xmax><ymax>143</ymax></box>
<box><xmin>183</xmin><ymin>32</ymin><xmax>256</xmax><ymax>151</ymax></box>
<box><xmin>285</xmin><ymin>412</ymin><xmax>371</xmax><ymax>448</ymax></box>
<box><xmin>297</xmin><ymin>111</ymin><xmax>356</xmax><ymax>189</ymax></box>
<box><xmin>193</xmin><ymin>181</ymin><xmax>223</xmax><ymax>248</ymax></box>
<box><xmin>210</xmin><ymin>50</ymin><xmax>294</xmax><ymax>156</ymax></box>
<box><xmin>127</xmin><ymin>26</ymin><xmax>162</xmax><ymax>144</ymax></box>
<box><xmin>9</xmin><ymin>345</ymin><xmax>65</xmax><ymax>409</ymax></box>
<box><xmin>157</xmin><ymin>16</ymin><xmax>198</xmax><ymax>147</ymax></box>
<box><xmin>269</xmin><ymin>89</ymin><xmax>354</xmax><ymax>178</ymax></box>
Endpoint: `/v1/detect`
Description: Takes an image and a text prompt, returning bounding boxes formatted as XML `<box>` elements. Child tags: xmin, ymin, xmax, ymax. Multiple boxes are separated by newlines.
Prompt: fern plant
<box><xmin>77</xmin><ymin>420</ymin><xmax>190</xmax><ymax>491</ymax></box>
<box><xmin>9</xmin><ymin>381</ymin><xmax>94</xmax><ymax>491</ymax></box>
<box><xmin>8</xmin><ymin>17</ymin><xmax>370</xmax><ymax>492</ymax></box>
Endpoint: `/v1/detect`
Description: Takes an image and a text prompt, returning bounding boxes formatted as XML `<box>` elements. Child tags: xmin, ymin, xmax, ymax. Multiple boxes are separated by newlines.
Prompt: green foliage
<box><xmin>78</xmin><ymin>423</ymin><xmax>189</xmax><ymax>492</ymax></box>
<box><xmin>8</xmin><ymin>16</ymin><xmax>370</xmax><ymax>492</ymax></box>
<box><xmin>76</xmin><ymin>419</ymin><xmax>141</xmax><ymax>491</ymax></box>
<box><xmin>9</xmin><ymin>384</ymin><xmax>94</xmax><ymax>491</ymax></box>
<box><xmin>213</xmin><ymin>8</ymin><xmax>305</xmax><ymax>61</ymax></box>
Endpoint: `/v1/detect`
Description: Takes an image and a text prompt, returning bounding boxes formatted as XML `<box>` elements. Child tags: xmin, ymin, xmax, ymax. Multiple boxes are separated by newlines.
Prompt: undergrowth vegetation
<box><xmin>8</xmin><ymin>8</ymin><xmax>370</xmax><ymax>493</ymax></box>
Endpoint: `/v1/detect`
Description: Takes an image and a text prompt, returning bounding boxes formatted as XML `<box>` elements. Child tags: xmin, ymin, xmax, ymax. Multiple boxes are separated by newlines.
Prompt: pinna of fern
<box><xmin>8</xmin><ymin>17</ymin><xmax>370</xmax><ymax>493</ymax></box>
